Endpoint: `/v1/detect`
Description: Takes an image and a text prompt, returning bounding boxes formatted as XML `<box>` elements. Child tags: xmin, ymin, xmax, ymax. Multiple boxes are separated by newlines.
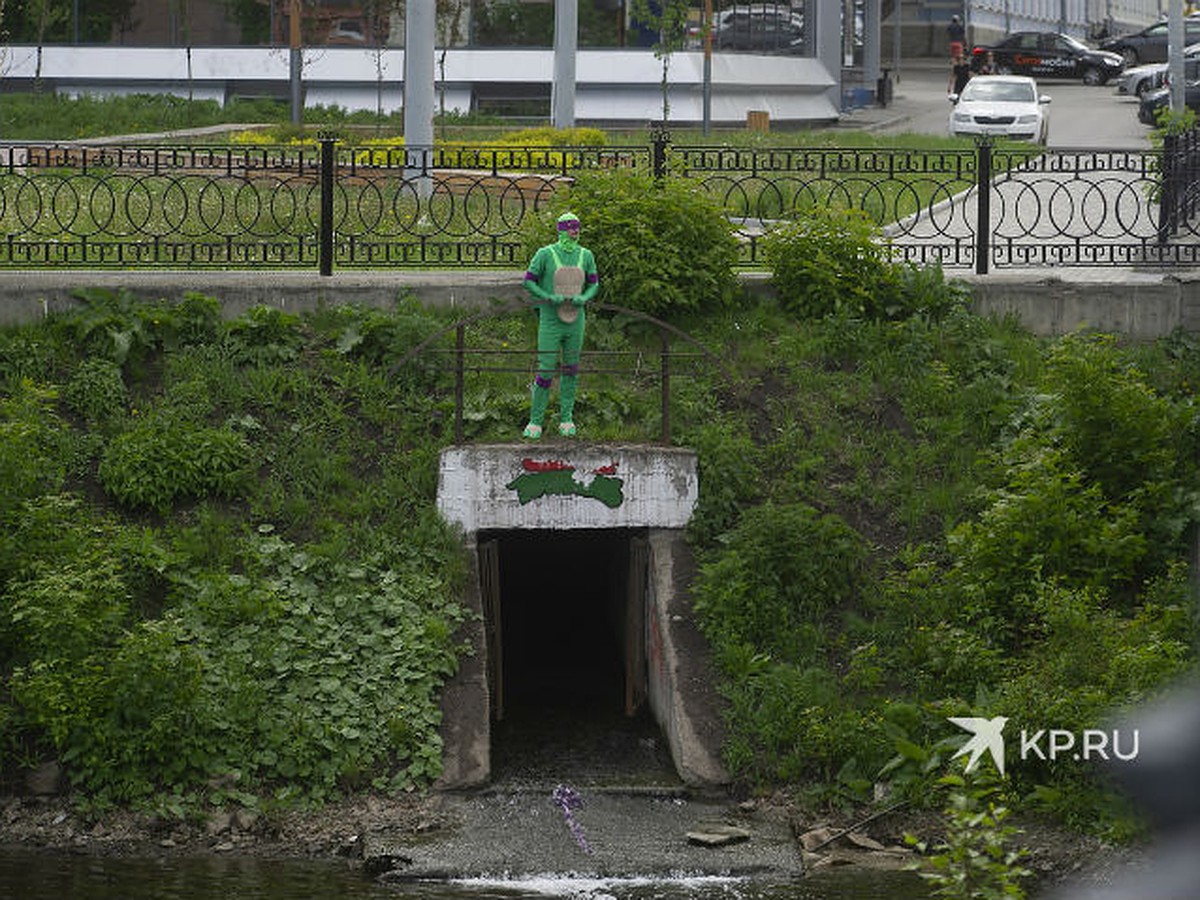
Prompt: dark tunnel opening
<box><xmin>479</xmin><ymin>528</ymin><xmax>678</xmax><ymax>784</ymax></box>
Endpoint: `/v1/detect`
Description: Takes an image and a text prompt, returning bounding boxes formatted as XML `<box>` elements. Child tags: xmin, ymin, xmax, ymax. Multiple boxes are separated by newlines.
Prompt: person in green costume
<box><xmin>521</xmin><ymin>211</ymin><xmax>599</xmax><ymax>439</ymax></box>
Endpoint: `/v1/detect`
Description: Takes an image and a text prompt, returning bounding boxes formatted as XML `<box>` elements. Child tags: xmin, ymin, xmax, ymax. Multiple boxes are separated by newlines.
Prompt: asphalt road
<box><xmin>872</xmin><ymin>62</ymin><xmax>1153</xmax><ymax>149</ymax></box>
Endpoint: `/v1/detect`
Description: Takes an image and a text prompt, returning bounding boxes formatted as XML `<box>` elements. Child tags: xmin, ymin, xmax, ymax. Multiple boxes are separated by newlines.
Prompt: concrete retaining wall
<box><xmin>960</xmin><ymin>270</ymin><xmax>1200</xmax><ymax>340</ymax></box>
<box><xmin>645</xmin><ymin>530</ymin><xmax>728</xmax><ymax>787</ymax></box>
<box><xmin>437</xmin><ymin>444</ymin><xmax>698</xmax><ymax>534</ymax></box>
<box><xmin>6</xmin><ymin>269</ymin><xmax>1200</xmax><ymax>339</ymax></box>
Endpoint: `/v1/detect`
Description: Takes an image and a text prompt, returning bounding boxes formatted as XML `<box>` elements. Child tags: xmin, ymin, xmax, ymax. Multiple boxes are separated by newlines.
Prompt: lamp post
<box><xmin>1170</xmin><ymin>0</ymin><xmax>1184</xmax><ymax>114</ymax></box>
<box><xmin>289</xmin><ymin>0</ymin><xmax>302</xmax><ymax>125</ymax></box>
<box><xmin>702</xmin><ymin>0</ymin><xmax>711</xmax><ymax>135</ymax></box>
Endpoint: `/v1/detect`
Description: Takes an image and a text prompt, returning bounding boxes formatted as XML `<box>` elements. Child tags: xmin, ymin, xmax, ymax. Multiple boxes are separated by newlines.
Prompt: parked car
<box><xmin>326</xmin><ymin>17</ymin><xmax>368</xmax><ymax>45</ymax></box>
<box><xmin>949</xmin><ymin>74</ymin><xmax>1051</xmax><ymax>144</ymax></box>
<box><xmin>1118</xmin><ymin>48</ymin><xmax>1200</xmax><ymax>97</ymax></box>
<box><xmin>970</xmin><ymin>31</ymin><xmax>1123</xmax><ymax>85</ymax></box>
<box><xmin>1137</xmin><ymin>81</ymin><xmax>1200</xmax><ymax>125</ymax></box>
<box><xmin>687</xmin><ymin>4</ymin><xmax>804</xmax><ymax>54</ymax></box>
<box><xmin>1101</xmin><ymin>19</ymin><xmax>1200</xmax><ymax>67</ymax></box>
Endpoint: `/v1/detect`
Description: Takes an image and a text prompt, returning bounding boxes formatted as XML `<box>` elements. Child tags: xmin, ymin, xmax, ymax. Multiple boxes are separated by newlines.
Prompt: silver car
<box><xmin>1117</xmin><ymin>46</ymin><xmax>1200</xmax><ymax>97</ymax></box>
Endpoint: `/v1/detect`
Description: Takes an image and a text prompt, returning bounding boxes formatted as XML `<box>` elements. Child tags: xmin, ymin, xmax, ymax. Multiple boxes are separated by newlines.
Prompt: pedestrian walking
<box><xmin>947</xmin><ymin>14</ymin><xmax>965</xmax><ymax>59</ymax></box>
<box><xmin>948</xmin><ymin>52</ymin><xmax>972</xmax><ymax>95</ymax></box>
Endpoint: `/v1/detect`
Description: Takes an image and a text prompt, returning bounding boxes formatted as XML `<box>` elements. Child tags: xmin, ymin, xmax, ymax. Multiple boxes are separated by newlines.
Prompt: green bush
<box><xmin>53</xmin><ymin>289</ymin><xmax>222</xmax><ymax>372</ymax></box>
<box><xmin>938</xmin><ymin>332</ymin><xmax>1200</xmax><ymax>642</ymax></box>
<box><xmin>946</xmin><ymin>446</ymin><xmax>1149</xmax><ymax>643</ymax></box>
<box><xmin>1038</xmin><ymin>334</ymin><xmax>1184</xmax><ymax>503</ymax></box>
<box><xmin>907</xmin><ymin>772</ymin><xmax>1032</xmax><ymax>900</ymax></box>
<box><xmin>0</xmin><ymin>382</ymin><xmax>69</xmax><ymax>516</ymax></box>
<box><xmin>763</xmin><ymin>206</ymin><xmax>968</xmax><ymax>321</ymax></box>
<box><xmin>718</xmin><ymin>654</ymin><xmax>890</xmax><ymax>785</ymax></box>
<box><xmin>2</xmin><ymin>509</ymin><xmax>133</xmax><ymax>668</ymax></box>
<box><xmin>4</xmin><ymin>512</ymin><xmax>466</xmax><ymax>805</ymax></box>
<box><xmin>694</xmin><ymin>502</ymin><xmax>865</xmax><ymax>665</ymax></box>
<box><xmin>682</xmin><ymin>420</ymin><xmax>760</xmax><ymax>548</ymax></box>
<box><xmin>99</xmin><ymin>424</ymin><xmax>253</xmax><ymax>513</ymax></box>
<box><xmin>61</xmin><ymin>358</ymin><xmax>128</xmax><ymax>427</ymax></box>
<box><xmin>225</xmin><ymin>305</ymin><xmax>305</xmax><ymax>365</ymax></box>
<box><xmin>0</xmin><ymin>325</ymin><xmax>63</xmax><ymax>389</ymax></box>
<box><xmin>994</xmin><ymin>579</ymin><xmax>1193</xmax><ymax>766</ymax></box>
<box><xmin>519</xmin><ymin>168</ymin><xmax>740</xmax><ymax>318</ymax></box>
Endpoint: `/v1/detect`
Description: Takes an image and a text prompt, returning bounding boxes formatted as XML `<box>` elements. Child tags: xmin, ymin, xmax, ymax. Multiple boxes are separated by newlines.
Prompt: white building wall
<box><xmin>964</xmin><ymin>0</ymin><xmax>1161</xmax><ymax>44</ymax></box>
<box><xmin>0</xmin><ymin>44</ymin><xmax>839</xmax><ymax>125</ymax></box>
<box><xmin>966</xmin><ymin>0</ymin><xmax>1163</xmax><ymax>39</ymax></box>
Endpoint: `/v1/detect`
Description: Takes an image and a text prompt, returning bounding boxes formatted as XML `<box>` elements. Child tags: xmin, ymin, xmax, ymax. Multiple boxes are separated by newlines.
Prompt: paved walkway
<box><xmin>835</xmin><ymin>61</ymin><xmax>1182</xmax><ymax>270</ymax></box>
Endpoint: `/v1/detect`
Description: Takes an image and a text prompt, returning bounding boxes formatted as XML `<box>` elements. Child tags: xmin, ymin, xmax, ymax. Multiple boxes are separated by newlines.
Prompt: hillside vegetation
<box><xmin>1</xmin><ymin>164</ymin><xmax>1196</xmax><ymax>849</ymax></box>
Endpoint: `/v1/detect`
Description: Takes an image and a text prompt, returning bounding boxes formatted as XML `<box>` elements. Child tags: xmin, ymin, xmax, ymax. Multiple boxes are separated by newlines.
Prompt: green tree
<box><xmin>519</xmin><ymin>167</ymin><xmax>739</xmax><ymax>317</ymax></box>
<box><xmin>1</xmin><ymin>0</ymin><xmax>133</xmax><ymax>43</ymax></box>
<box><xmin>224</xmin><ymin>0</ymin><xmax>270</xmax><ymax>44</ymax></box>
<box><xmin>472</xmin><ymin>0</ymin><xmax>622</xmax><ymax>47</ymax></box>
<box><xmin>629</xmin><ymin>0</ymin><xmax>691</xmax><ymax>121</ymax></box>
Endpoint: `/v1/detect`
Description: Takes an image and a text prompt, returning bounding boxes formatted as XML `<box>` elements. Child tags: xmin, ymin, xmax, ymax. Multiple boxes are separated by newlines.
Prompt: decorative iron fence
<box><xmin>2</xmin><ymin>131</ymin><xmax>1199</xmax><ymax>274</ymax></box>
<box><xmin>1158</xmin><ymin>128</ymin><xmax>1200</xmax><ymax>248</ymax></box>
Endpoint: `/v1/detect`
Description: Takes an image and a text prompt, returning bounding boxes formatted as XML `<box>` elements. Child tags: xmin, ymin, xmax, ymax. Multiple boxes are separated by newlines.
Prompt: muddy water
<box><xmin>0</xmin><ymin>847</ymin><xmax>931</xmax><ymax>899</ymax></box>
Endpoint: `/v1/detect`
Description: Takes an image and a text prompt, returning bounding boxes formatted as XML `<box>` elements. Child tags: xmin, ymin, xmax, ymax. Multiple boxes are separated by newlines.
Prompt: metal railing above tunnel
<box><xmin>4</xmin><ymin>131</ymin><xmax>1200</xmax><ymax>274</ymax></box>
<box><xmin>392</xmin><ymin>299</ymin><xmax>731</xmax><ymax>446</ymax></box>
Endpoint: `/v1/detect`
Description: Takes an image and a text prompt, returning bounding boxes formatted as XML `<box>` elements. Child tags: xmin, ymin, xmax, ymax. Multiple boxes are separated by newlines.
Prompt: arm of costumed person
<box><xmin>523</xmin><ymin>247</ymin><xmax>563</xmax><ymax>306</ymax></box>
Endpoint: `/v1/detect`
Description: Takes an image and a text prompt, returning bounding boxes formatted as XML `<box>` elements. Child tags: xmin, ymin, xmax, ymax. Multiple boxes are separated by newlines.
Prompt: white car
<box><xmin>949</xmin><ymin>75</ymin><xmax>1051</xmax><ymax>144</ymax></box>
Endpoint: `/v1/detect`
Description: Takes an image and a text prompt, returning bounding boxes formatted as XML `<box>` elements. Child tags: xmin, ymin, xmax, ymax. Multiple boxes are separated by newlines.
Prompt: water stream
<box><xmin>0</xmin><ymin>847</ymin><xmax>932</xmax><ymax>899</ymax></box>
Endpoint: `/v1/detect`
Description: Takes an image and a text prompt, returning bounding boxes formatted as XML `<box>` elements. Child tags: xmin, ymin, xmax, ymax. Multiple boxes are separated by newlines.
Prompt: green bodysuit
<box><xmin>522</xmin><ymin>212</ymin><xmax>599</xmax><ymax>437</ymax></box>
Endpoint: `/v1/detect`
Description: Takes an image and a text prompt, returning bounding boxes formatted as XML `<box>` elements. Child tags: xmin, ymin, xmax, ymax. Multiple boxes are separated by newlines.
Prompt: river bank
<box><xmin>0</xmin><ymin>785</ymin><xmax>1144</xmax><ymax>896</ymax></box>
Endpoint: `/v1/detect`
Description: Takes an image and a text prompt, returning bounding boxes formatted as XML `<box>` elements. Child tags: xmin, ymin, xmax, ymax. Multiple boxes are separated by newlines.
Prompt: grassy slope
<box><xmin>0</xmin><ymin>96</ymin><xmax>1196</xmax><ymax>850</ymax></box>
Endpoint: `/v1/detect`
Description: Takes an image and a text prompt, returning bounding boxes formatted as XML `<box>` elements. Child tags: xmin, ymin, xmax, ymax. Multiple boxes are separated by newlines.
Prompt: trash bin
<box><xmin>877</xmin><ymin>68</ymin><xmax>893</xmax><ymax>108</ymax></box>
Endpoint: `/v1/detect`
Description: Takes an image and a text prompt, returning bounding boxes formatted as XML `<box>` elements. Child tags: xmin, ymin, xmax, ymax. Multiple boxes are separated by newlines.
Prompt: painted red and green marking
<box><xmin>506</xmin><ymin>458</ymin><xmax>625</xmax><ymax>508</ymax></box>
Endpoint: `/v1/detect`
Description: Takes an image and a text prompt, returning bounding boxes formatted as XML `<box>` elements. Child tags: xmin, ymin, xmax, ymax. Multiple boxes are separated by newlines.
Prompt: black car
<box><xmin>1137</xmin><ymin>82</ymin><xmax>1200</xmax><ymax>125</ymax></box>
<box><xmin>971</xmin><ymin>31</ymin><xmax>1124</xmax><ymax>85</ymax></box>
<box><xmin>1101</xmin><ymin>19</ymin><xmax>1200</xmax><ymax>67</ymax></box>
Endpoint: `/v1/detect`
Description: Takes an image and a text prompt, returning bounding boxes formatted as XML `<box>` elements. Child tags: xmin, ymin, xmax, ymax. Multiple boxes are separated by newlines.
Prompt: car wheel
<box><xmin>1082</xmin><ymin>66</ymin><xmax>1103</xmax><ymax>86</ymax></box>
<box><xmin>1135</xmin><ymin>78</ymin><xmax>1152</xmax><ymax>97</ymax></box>
<box><xmin>1122</xmin><ymin>48</ymin><xmax>1139</xmax><ymax>67</ymax></box>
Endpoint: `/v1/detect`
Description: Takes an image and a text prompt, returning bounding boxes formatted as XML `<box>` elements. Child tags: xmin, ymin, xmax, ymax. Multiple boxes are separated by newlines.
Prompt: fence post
<box><xmin>1185</xmin><ymin>128</ymin><xmax>1195</xmax><ymax>224</ymax></box>
<box><xmin>1158</xmin><ymin>131</ymin><xmax>1178</xmax><ymax>246</ymax></box>
<box><xmin>319</xmin><ymin>133</ymin><xmax>336</xmax><ymax>276</ymax></box>
<box><xmin>454</xmin><ymin>323</ymin><xmax>465</xmax><ymax>444</ymax></box>
<box><xmin>650</xmin><ymin>121</ymin><xmax>670</xmax><ymax>180</ymax></box>
<box><xmin>975</xmin><ymin>138</ymin><xmax>992</xmax><ymax>275</ymax></box>
<box><xmin>660</xmin><ymin>329</ymin><xmax>670</xmax><ymax>444</ymax></box>
<box><xmin>1188</xmin><ymin>130</ymin><xmax>1198</xmax><ymax>222</ymax></box>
